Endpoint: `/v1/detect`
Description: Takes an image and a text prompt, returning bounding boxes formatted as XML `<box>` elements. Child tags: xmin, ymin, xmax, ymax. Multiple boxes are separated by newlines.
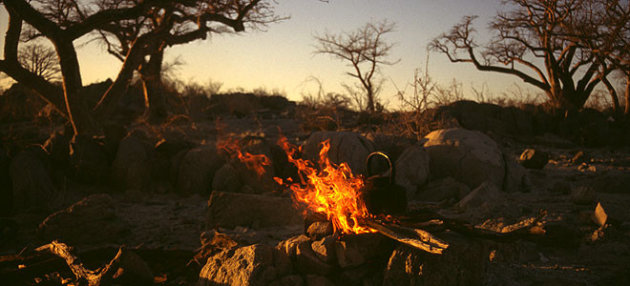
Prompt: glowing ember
<box><xmin>276</xmin><ymin>137</ymin><xmax>374</xmax><ymax>234</ymax></box>
<box><xmin>218</xmin><ymin>138</ymin><xmax>271</xmax><ymax>177</ymax></box>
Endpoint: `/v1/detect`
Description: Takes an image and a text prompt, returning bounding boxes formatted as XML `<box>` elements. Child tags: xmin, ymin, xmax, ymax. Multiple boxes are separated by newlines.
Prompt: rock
<box><xmin>421</xmin><ymin>233</ymin><xmax>489</xmax><ymax>285</ymax></box>
<box><xmin>311</xmin><ymin>236</ymin><xmax>336</xmax><ymax>264</ymax></box>
<box><xmin>366</xmin><ymin>133</ymin><xmax>414</xmax><ymax>161</ymax></box>
<box><xmin>43</xmin><ymin>131</ymin><xmax>70</xmax><ymax>171</ymax></box>
<box><xmin>577</xmin><ymin>163</ymin><xmax>597</xmax><ymax>173</ymax></box>
<box><xmin>394</xmin><ymin>144</ymin><xmax>430</xmax><ymax>199</ymax></box>
<box><xmin>571</xmin><ymin>150</ymin><xmax>588</xmax><ymax>164</ymax></box>
<box><xmin>38</xmin><ymin>194</ymin><xmax>129</xmax><ymax>245</ymax></box>
<box><xmin>111</xmin><ymin>133</ymin><xmax>154</xmax><ymax>192</ymax></box>
<box><xmin>153</xmin><ymin>138</ymin><xmax>193</xmax><ymax>191</ymax></box>
<box><xmin>207</xmin><ymin>192</ymin><xmax>303</xmax><ymax>229</ymax></box>
<box><xmin>10</xmin><ymin>148</ymin><xmax>56</xmax><ymax>211</ymax></box>
<box><xmin>212</xmin><ymin>164</ymin><xmax>243</xmax><ymax>193</ymax></box>
<box><xmin>198</xmin><ymin>244</ymin><xmax>283</xmax><ymax>286</ymax></box>
<box><xmin>306</xmin><ymin>221</ymin><xmax>333</xmax><ymax>240</ymax></box>
<box><xmin>111</xmin><ymin>249</ymin><xmax>154</xmax><ymax>286</ymax></box>
<box><xmin>383</xmin><ymin>245</ymin><xmax>424</xmax><ymax>286</ymax></box>
<box><xmin>591</xmin><ymin>171</ymin><xmax>630</xmax><ymax>193</ymax></box>
<box><xmin>335</xmin><ymin>233</ymin><xmax>394</xmax><ymax>268</ymax></box>
<box><xmin>519</xmin><ymin>148</ymin><xmax>549</xmax><ymax>169</ymax></box>
<box><xmin>415</xmin><ymin>177</ymin><xmax>470</xmax><ymax>203</ymax></box>
<box><xmin>571</xmin><ymin>186</ymin><xmax>596</xmax><ymax>205</ymax></box>
<box><xmin>456</xmin><ymin>181</ymin><xmax>505</xmax><ymax>211</ymax></box>
<box><xmin>223</xmin><ymin>137</ymin><xmax>282</xmax><ymax>194</ymax></box>
<box><xmin>295</xmin><ymin>240</ymin><xmax>334</xmax><ymax>275</ymax></box>
<box><xmin>304</xmin><ymin>275</ymin><xmax>335</xmax><ymax>286</ymax></box>
<box><xmin>547</xmin><ymin>182</ymin><xmax>570</xmax><ymax>196</ymax></box>
<box><xmin>69</xmin><ymin>136</ymin><xmax>110</xmax><ymax>184</ymax></box>
<box><xmin>504</xmin><ymin>154</ymin><xmax>532</xmax><ymax>193</ymax></box>
<box><xmin>276</xmin><ymin>235</ymin><xmax>311</xmax><ymax>259</ymax></box>
<box><xmin>423</xmin><ymin>128</ymin><xmax>505</xmax><ymax>190</ymax></box>
<box><xmin>385</xmin><ymin>234</ymin><xmax>489</xmax><ymax>285</ymax></box>
<box><xmin>271</xmin><ymin>275</ymin><xmax>304</xmax><ymax>286</ymax></box>
<box><xmin>177</xmin><ymin>144</ymin><xmax>224</xmax><ymax>194</ymax></box>
<box><xmin>593</xmin><ymin>202</ymin><xmax>608</xmax><ymax>227</ymax></box>
<box><xmin>301</xmin><ymin>131</ymin><xmax>375</xmax><ymax>174</ymax></box>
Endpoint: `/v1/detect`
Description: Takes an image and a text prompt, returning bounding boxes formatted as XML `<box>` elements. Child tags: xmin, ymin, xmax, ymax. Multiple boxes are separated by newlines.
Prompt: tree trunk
<box><xmin>366</xmin><ymin>88</ymin><xmax>375</xmax><ymax>113</ymax></box>
<box><xmin>140</xmin><ymin>47</ymin><xmax>167</xmax><ymax>123</ymax></box>
<box><xmin>55</xmin><ymin>41</ymin><xmax>95</xmax><ymax>136</ymax></box>
<box><xmin>601</xmin><ymin>75</ymin><xmax>620</xmax><ymax>117</ymax></box>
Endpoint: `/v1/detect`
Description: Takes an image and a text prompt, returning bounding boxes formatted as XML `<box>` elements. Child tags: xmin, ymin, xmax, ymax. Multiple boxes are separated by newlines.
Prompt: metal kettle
<box><xmin>361</xmin><ymin>151</ymin><xmax>407</xmax><ymax>215</ymax></box>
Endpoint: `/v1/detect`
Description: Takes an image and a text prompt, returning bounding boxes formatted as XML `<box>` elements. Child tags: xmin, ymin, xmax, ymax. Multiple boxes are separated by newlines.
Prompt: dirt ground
<box><xmin>1</xmin><ymin>114</ymin><xmax>630</xmax><ymax>285</ymax></box>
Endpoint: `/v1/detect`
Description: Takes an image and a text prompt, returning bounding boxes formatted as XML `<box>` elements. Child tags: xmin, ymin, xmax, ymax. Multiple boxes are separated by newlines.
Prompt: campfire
<box><xmin>223</xmin><ymin>136</ymin><xmax>449</xmax><ymax>254</ymax></box>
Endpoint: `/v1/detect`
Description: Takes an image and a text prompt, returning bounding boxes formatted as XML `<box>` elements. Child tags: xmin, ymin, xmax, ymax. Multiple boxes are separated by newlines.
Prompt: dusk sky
<box><xmin>0</xmin><ymin>1</ymin><xmax>540</xmax><ymax>106</ymax></box>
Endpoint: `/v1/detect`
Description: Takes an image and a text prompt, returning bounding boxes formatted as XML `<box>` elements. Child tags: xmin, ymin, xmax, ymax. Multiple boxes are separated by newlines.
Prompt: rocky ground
<box><xmin>1</xmin><ymin>101</ymin><xmax>630</xmax><ymax>285</ymax></box>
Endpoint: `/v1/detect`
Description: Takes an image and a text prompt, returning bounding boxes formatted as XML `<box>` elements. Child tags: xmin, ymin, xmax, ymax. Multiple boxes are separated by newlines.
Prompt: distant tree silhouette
<box><xmin>430</xmin><ymin>0</ymin><xmax>623</xmax><ymax>113</ymax></box>
<box><xmin>0</xmin><ymin>0</ymin><xmax>280</xmax><ymax>136</ymax></box>
<box><xmin>314</xmin><ymin>20</ymin><xmax>398</xmax><ymax>113</ymax></box>
<box><xmin>18</xmin><ymin>43</ymin><xmax>60</xmax><ymax>82</ymax></box>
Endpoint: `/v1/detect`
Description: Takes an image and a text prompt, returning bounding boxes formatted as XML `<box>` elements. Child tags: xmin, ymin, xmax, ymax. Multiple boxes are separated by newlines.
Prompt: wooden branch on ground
<box><xmin>35</xmin><ymin>241</ymin><xmax>124</xmax><ymax>286</ymax></box>
<box><xmin>363</xmin><ymin>219</ymin><xmax>449</xmax><ymax>255</ymax></box>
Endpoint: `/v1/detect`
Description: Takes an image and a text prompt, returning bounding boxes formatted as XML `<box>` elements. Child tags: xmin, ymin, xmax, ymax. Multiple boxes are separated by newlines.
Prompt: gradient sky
<box><xmin>0</xmin><ymin>1</ymin><xmax>541</xmax><ymax>106</ymax></box>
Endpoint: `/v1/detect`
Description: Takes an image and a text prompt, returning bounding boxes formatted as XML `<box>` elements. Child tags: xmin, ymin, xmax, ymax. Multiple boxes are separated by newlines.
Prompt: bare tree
<box><xmin>429</xmin><ymin>1</ymin><xmax>612</xmax><ymax>112</ymax></box>
<box><xmin>93</xmin><ymin>0</ymin><xmax>282</xmax><ymax>122</ymax></box>
<box><xmin>0</xmin><ymin>0</ymin><xmax>281</xmax><ymax>136</ymax></box>
<box><xmin>18</xmin><ymin>43</ymin><xmax>61</xmax><ymax>82</ymax></box>
<box><xmin>314</xmin><ymin>20</ymin><xmax>398</xmax><ymax>113</ymax></box>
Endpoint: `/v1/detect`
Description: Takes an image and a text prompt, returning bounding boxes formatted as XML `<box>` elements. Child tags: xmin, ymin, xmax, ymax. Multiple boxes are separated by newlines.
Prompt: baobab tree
<box><xmin>0</xmin><ymin>0</ymin><xmax>280</xmax><ymax>136</ymax></box>
<box><xmin>430</xmin><ymin>0</ymin><xmax>614</xmax><ymax>112</ymax></box>
<box><xmin>93</xmin><ymin>0</ymin><xmax>282</xmax><ymax>122</ymax></box>
<box><xmin>314</xmin><ymin>20</ymin><xmax>398</xmax><ymax>113</ymax></box>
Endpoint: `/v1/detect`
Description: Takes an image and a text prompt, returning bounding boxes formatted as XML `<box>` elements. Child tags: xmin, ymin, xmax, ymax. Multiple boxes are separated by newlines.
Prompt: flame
<box><xmin>276</xmin><ymin>137</ymin><xmax>374</xmax><ymax>234</ymax></box>
<box><xmin>218</xmin><ymin>138</ymin><xmax>271</xmax><ymax>177</ymax></box>
<box><xmin>220</xmin><ymin>135</ymin><xmax>374</xmax><ymax>235</ymax></box>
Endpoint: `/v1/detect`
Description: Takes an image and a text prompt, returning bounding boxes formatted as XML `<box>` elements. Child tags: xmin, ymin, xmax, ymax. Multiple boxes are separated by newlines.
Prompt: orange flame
<box><xmin>276</xmin><ymin>137</ymin><xmax>374</xmax><ymax>234</ymax></box>
<box><xmin>218</xmin><ymin>138</ymin><xmax>271</xmax><ymax>177</ymax></box>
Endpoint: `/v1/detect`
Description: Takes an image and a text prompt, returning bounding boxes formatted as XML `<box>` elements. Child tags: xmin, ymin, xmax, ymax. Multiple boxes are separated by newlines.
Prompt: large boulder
<box><xmin>207</xmin><ymin>192</ymin><xmax>303</xmax><ymax>229</ymax></box>
<box><xmin>220</xmin><ymin>136</ymin><xmax>285</xmax><ymax>194</ymax></box>
<box><xmin>414</xmin><ymin>177</ymin><xmax>470</xmax><ymax>203</ymax></box>
<box><xmin>111</xmin><ymin>132</ymin><xmax>154</xmax><ymax>192</ymax></box>
<box><xmin>394</xmin><ymin>144</ymin><xmax>430</xmax><ymax>199</ymax></box>
<box><xmin>198</xmin><ymin>244</ymin><xmax>290</xmax><ymax>286</ymax></box>
<box><xmin>301</xmin><ymin>131</ymin><xmax>375</xmax><ymax>175</ymax></box>
<box><xmin>177</xmin><ymin>144</ymin><xmax>224</xmax><ymax>194</ymax></box>
<box><xmin>423</xmin><ymin>128</ymin><xmax>505</xmax><ymax>190</ymax></box>
<box><xmin>38</xmin><ymin>194</ymin><xmax>129</xmax><ymax>245</ymax></box>
<box><xmin>69</xmin><ymin>136</ymin><xmax>110</xmax><ymax>184</ymax></box>
<box><xmin>519</xmin><ymin>148</ymin><xmax>549</xmax><ymax>169</ymax></box>
<box><xmin>384</xmin><ymin>234</ymin><xmax>489</xmax><ymax>286</ymax></box>
<box><xmin>10</xmin><ymin>148</ymin><xmax>56</xmax><ymax>211</ymax></box>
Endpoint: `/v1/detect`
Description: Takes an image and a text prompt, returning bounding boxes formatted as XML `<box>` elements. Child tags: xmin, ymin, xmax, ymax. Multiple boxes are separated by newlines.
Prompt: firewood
<box><xmin>35</xmin><ymin>241</ymin><xmax>125</xmax><ymax>286</ymax></box>
<box><xmin>362</xmin><ymin>219</ymin><xmax>449</xmax><ymax>255</ymax></box>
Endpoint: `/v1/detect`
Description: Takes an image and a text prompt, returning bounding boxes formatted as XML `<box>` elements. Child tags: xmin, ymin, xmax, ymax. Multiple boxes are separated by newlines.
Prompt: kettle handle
<box><xmin>365</xmin><ymin>151</ymin><xmax>395</xmax><ymax>184</ymax></box>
